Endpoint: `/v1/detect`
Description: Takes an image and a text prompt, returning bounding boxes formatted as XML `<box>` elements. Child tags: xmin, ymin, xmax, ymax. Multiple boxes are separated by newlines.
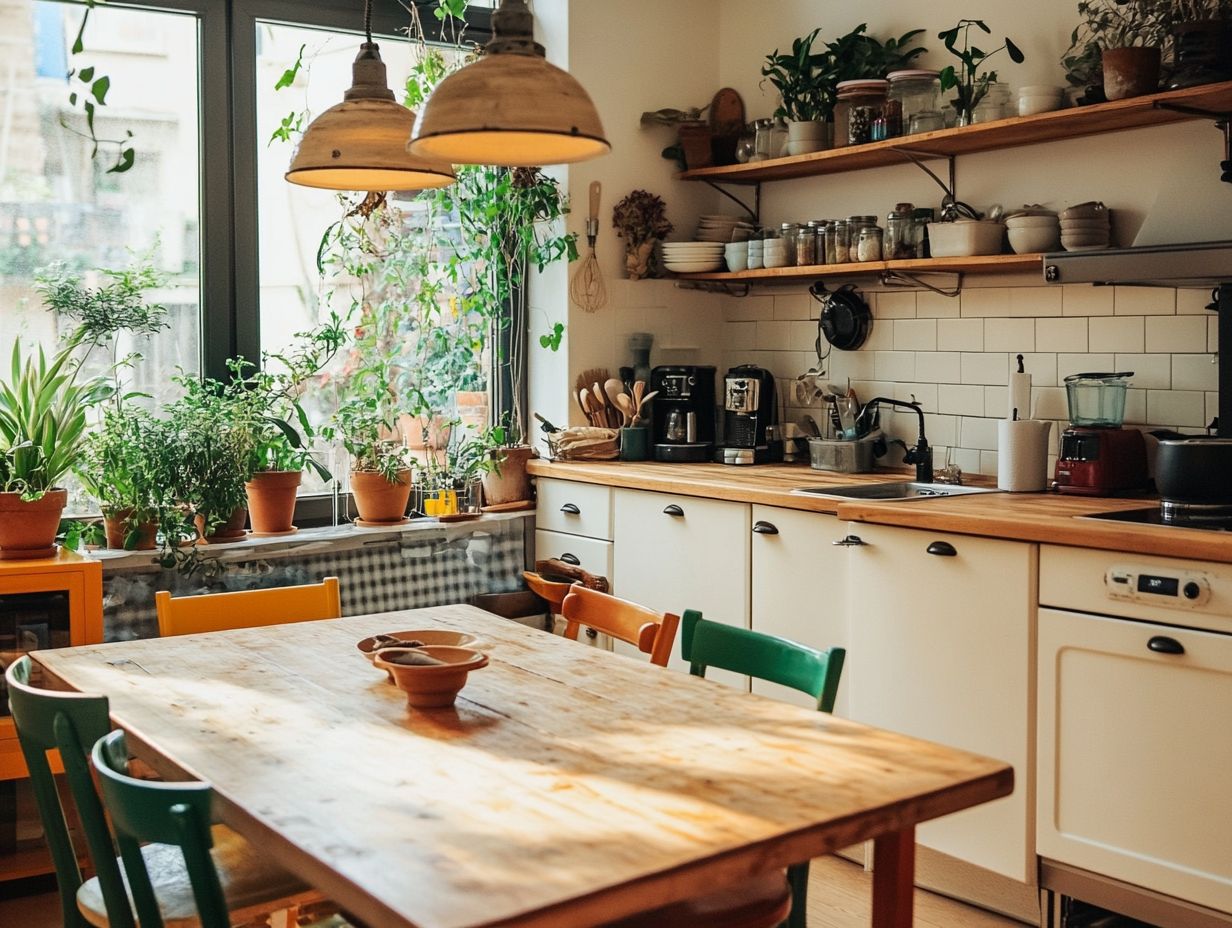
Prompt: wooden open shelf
<box><xmin>674</xmin><ymin>252</ymin><xmax>1044</xmax><ymax>284</ymax></box>
<box><xmin>679</xmin><ymin>81</ymin><xmax>1232</xmax><ymax>185</ymax></box>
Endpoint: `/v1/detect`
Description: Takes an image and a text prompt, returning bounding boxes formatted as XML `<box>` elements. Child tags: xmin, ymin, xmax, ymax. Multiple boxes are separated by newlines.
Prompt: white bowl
<box><xmin>1060</xmin><ymin>202</ymin><xmax>1107</xmax><ymax>221</ymax></box>
<box><xmin>1006</xmin><ymin>215</ymin><xmax>1060</xmax><ymax>229</ymax></box>
<box><xmin>1060</xmin><ymin>218</ymin><xmax>1110</xmax><ymax>231</ymax></box>
<box><xmin>725</xmin><ymin>255</ymin><xmax>748</xmax><ymax>272</ymax></box>
<box><xmin>1019</xmin><ymin>97</ymin><xmax>1062</xmax><ymax>116</ymax></box>
<box><xmin>926</xmin><ymin>220</ymin><xmax>1005</xmax><ymax>257</ymax></box>
<box><xmin>665</xmin><ymin>260</ymin><xmax>724</xmax><ymax>273</ymax></box>
<box><xmin>763</xmin><ymin>253</ymin><xmax>791</xmax><ymax>268</ymax></box>
<box><xmin>1008</xmin><ymin>226</ymin><xmax>1061</xmax><ymax>254</ymax></box>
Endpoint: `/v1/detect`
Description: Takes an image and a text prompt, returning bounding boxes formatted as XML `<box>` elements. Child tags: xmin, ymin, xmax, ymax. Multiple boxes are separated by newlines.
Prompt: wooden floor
<box><xmin>0</xmin><ymin>856</ymin><xmax>1027</xmax><ymax>927</ymax></box>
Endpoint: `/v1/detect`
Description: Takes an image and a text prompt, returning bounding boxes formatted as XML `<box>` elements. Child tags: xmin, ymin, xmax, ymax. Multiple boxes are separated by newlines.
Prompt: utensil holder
<box><xmin>620</xmin><ymin>426</ymin><xmax>649</xmax><ymax>461</ymax></box>
<box><xmin>807</xmin><ymin>436</ymin><xmax>877</xmax><ymax>473</ymax></box>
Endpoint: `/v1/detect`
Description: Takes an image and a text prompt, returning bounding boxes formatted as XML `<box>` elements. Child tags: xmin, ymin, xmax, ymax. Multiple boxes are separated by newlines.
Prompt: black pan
<box><xmin>1153</xmin><ymin>436</ymin><xmax>1232</xmax><ymax>503</ymax></box>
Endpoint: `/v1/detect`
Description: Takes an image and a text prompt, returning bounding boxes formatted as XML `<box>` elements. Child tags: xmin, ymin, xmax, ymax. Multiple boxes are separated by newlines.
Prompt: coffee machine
<box><xmin>651</xmin><ymin>365</ymin><xmax>716</xmax><ymax>462</ymax></box>
<box><xmin>717</xmin><ymin>365</ymin><xmax>782</xmax><ymax>465</ymax></box>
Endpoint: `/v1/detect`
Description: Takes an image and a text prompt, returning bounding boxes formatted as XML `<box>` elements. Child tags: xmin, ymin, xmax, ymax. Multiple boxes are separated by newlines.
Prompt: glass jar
<box><xmin>769</xmin><ymin>117</ymin><xmax>789</xmax><ymax>159</ymax></box>
<box><xmin>912</xmin><ymin>207</ymin><xmax>935</xmax><ymax>258</ymax></box>
<box><xmin>835</xmin><ymin>80</ymin><xmax>889</xmax><ymax>147</ymax></box>
<box><xmin>825</xmin><ymin>220</ymin><xmax>849</xmax><ymax>265</ymax></box>
<box><xmin>973</xmin><ymin>81</ymin><xmax>1011</xmax><ymax>123</ymax></box>
<box><xmin>847</xmin><ymin>215</ymin><xmax>877</xmax><ymax>262</ymax></box>
<box><xmin>885</xmin><ymin>202</ymin><xmax>916</xmax><ymax>261</ymax></box>
<box><xmin>750</xmin><ymin>118</ymin><xmax>774</xmax><ymax>162</ymax></box>
<box><xmin>857</xmin><ymin>225</ymin><xmax>884</xmax><ymax>263</ymax></box>
<box><xmin>780</xmin><ymin>223</ymin><xmax>799</xmax><ymax>265</ymax></box>
<box><xmin>795</xmin><ymin>224</ymin><xmax>817</xmax><ymax>266</ymax></box>
<box><xmin>888</xmin><ymin>70</ymin><xmax>942</xmax><ymax>137</ymax></box>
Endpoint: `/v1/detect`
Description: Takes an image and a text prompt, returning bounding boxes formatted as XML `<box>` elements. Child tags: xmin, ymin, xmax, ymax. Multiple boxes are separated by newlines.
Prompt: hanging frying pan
<box><xmin>811</xmin><ymin>281</ymin><xmax>872</xmax><ymax>352</ymax></box>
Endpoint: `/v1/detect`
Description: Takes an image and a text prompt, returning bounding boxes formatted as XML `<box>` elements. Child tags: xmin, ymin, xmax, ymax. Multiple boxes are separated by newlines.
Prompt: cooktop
<box><xmin>1084</xmin><ymin>507</ymin><xmax>1232</xmax><ymax>533</ymax></box>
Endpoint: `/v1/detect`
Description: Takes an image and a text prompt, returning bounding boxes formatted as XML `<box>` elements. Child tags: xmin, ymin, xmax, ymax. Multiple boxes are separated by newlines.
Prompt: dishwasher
<box><xmin>1037</xmin><ymin>545</ymin><xmax>1232</xmax><ymax>928</ymax></box>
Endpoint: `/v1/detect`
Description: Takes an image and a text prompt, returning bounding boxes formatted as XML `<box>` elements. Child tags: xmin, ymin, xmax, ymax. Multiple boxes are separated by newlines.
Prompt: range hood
<box><xmin>1043</xmin><ymin>240</ymin><xmax>1232</xmax><ymax>287</ymax></box>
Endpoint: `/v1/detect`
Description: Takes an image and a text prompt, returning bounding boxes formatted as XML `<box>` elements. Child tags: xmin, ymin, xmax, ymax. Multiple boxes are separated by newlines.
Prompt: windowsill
<box><xmin>88</xmin><ymin>510</ymin><xmax>534</xmax><ymax>572</ymax></box>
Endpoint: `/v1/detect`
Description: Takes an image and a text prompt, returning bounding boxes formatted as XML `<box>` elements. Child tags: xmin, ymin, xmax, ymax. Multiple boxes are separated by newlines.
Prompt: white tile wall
<box><xmin>723</xmin><ymin>284</ymin><xmax>1218</xmax><ymax>476</ymax></box>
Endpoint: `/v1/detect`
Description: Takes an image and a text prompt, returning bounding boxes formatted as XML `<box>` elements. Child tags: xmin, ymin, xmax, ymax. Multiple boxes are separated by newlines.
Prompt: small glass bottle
<box><xmin>973</xmin><ymin>82</ymin><xmax>1011</xmax><ymax>123</ymax></box>
<box><xmin>885</xmin><ymin>202</ymin><xmax>916</xmax><ymax>261</ymax></box>
<box><xmin>795</xmin><ymin>224</ymin><xmax>817</xmax><ymax>266</ymax></box>
<box><xmin>857</xmin><ymin>225</ymin><xmax>884</xmax><ymax>263</ymax></box>
<box><xmin>836</xmin><ymin>80</ymin><xmax>889</xmax><ymax>146</ymax></box>
<box><xmin>780</xmin><ymin>222</ymin><xmax>799</xmax><ymax>265</ymax></box>
<box><xmin>828</xmin><ymin>220</ymin><xmax>850</xmax><ymax>265</ymax></box>
<box><xmin>847</xmin><ymin>215</ymin><xmax>877</xmax><ymax>262</ymax></box>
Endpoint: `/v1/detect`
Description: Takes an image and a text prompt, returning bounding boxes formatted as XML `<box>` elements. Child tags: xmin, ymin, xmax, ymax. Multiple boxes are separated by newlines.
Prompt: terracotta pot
<box><xmin>102</xmin><ymin>508</ymin><xmax>158</xmax><ymax>551</ymax></box>
<box><xmin>351</xmin><ymin>469</ymin><xmax>413</xmax><ymax>523</ymax></box>
<box><xmin>1101</xmin><ymin>46</ymin><xmax>1160</xmax><ymax>101</ymax></box>
<box><xmin>676</xmin><ymin>121</ymin><xmax>714</xmax><ymax>169</ymax></box>
<box><xmin>481</xmin><ymin>446</ymin><xmax>534</xmax><ymax>506</ymax></box>
<box><xmin>0</xmin><ymin>489</ymin><xmax>67</xmax><ymax>560</ymax></box>
<box><xmin>196</xmin><ymin>506</ymin><xmax>248</xmax><ymax>543</ymax></box>
<box><xmin>374</xmin><ymin>645</ymin><xmax>489</xmax><ymax>708</ymax></box>
<box><xmin>245</xmin><ymin>470</ymin><xmax>302</xmax><ymax>535</ymax></box>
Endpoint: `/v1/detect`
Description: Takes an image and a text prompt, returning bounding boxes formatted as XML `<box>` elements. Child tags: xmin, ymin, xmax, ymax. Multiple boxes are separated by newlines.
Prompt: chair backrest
<box><xmin>93</xmin><ymin>730</ymin><xmax>229</xmax><ymax>928</ymax></box>
<box><xmin>521</xmin><ymin>570</ymin><xmax>574</xmax><ymax>614</ymax></box>
<box><xmin>680</xmin><ymin>610</ymin><xmax>846</xmax><ymax>713</ymax></box>
<box><xmin>156</xmin><ymin>576</ymin><xmax>342</xmax><ymax>637</ymax></box>
<box><xmin>560</xmin><ymin>585</ymin><xmax>680</xmax><ymax>667</ymax></box>
<box><xmin>4</xmin><ymin>657</ymin><xmax>136</xmax><ymax>928</ymax></box>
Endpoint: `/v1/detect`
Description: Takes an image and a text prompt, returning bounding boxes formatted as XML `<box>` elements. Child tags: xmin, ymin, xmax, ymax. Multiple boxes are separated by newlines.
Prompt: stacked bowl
<box><xmin>1005</xmin><ymin>208</ymin><xmax>1060</xmax><ymax>254</ymax></box>
<box><xmin>662</xmin><ymin>241</ymin><xmax>725</xmax><ymax>273</ymax></box>
<box><xmin>696</xmin><ymin>214</ymin><xmax>755</xmax><ymax>243</ymax></box>
<box><xmin>762</xmin><ymin>237</ymin><xmax>790</xmax><ymax>268</ymax></box>
<box><xmin>1060</xmin><ymin>201</ymin><xmax>1110</xmax><ymax>251</ymax></box>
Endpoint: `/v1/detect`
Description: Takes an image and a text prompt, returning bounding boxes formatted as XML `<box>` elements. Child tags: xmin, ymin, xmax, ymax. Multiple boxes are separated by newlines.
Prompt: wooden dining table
<box><xmin>32</xmin><ymin>605</ymin><xmax>1013</xmax><ymax>928</ymax></box>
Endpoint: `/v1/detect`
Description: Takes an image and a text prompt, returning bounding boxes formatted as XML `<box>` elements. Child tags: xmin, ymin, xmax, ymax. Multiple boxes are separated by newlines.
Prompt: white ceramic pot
<box><xmin>785</xmin><ymin>120</ymin><xmax>831</xmax><ymax>155</ymax></box>
<box><xmin>927</xmin><ymin>220</ymin><xmax>1006</xmax><ymax>257</ymax></box>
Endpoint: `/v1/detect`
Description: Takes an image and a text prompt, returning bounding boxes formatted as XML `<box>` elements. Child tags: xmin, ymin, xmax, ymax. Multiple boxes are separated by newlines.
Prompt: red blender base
<box><xmin>1054</xmin><ymin>426</ymin><xmax>1149</xmax><ymax>496</ymax></box>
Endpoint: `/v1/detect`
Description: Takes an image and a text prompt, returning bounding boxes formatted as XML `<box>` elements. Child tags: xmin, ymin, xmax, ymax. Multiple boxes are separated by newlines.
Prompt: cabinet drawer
<box><xmin>535</xmin><ymin>479</ymin><xmax>612</xmax><ymax>540</ymax></box>
<box><xmin>534</xmin><ymin>530</ymin><xmax>613</xmax><ymax>586</ymax></box>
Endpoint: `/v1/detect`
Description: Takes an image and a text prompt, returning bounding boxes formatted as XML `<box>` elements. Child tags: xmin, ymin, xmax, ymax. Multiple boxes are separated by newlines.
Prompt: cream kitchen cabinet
<box><xmin>533</xmin><ymin>478</ymin><xmax>614</xmax><ymax>650</ymax></box>
<box><xmin>612</xmin><ymin>487</ymin><xmax>751</xmax><ymax>687</ymax></box>
<box><xmin>749</xmin><ymin>505</ymin><xmax>851</xmax><ymax>715</ymax></box>
<box><xmin>846</xmin><ymin>522</ymin><xmax>1036</xmax><ymax>884</ymax></box>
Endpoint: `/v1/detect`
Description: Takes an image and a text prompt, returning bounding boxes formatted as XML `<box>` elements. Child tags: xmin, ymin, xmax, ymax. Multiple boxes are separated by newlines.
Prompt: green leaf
<box><xmin>1005</xmin><ymin>37</ymin><xmax>1025</xmax><ymax>63</ymax></box>
<box><xmin>78</xmin><ymin>66</ymin><xmax>95</xmax><ymax>82</ymax></box>
<box><xmin>274</xmin><ymin>44</ymin><xmax>306</xmax><ymax>91</ymax></box>
<box><xmin>90</xmin><ymin>75</ymin><xmax>110</xmax><ymax>104</ymax></box>
<box><xmin>108</xmin><ymin>146</ymin><xmax>135</xmax><ymax>174</ymax></box>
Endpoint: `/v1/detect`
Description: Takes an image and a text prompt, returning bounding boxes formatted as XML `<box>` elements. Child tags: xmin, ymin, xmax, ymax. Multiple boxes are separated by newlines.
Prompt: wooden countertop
<box><xmin>527</xmin><ymin>460</ymin><xmax>1232</xmax><ymax>564</ymax></box>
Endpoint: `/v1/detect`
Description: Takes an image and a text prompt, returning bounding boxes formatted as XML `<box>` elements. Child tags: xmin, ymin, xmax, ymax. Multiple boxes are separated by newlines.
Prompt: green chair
<box><xmin>680</xmin><ymin>610</ymin><xmax>847</xmax><ymax>928</ymax></box>
<box><xmin>4</xmin><ymin>656</ymin><xmax>314</xmax><ymax>928</ymax></box>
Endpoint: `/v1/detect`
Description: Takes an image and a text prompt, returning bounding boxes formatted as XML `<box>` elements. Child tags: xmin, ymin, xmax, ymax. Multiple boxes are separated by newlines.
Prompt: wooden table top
<box><xmin>528</xmin><ymin>460</ymin><xmax>1232</xmax><ymax>564</ymax></box>
<box><xmin>34</xmin><ymin>606</ymin><xmax>1012</xmax><ymax>928</ymax></box>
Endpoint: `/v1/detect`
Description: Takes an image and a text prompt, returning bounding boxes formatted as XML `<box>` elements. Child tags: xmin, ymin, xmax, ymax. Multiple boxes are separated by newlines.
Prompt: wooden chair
<box><xmin>4</xmin><ymin>656</ymin><xmax>315</xmax><ymax>928</ymax></box>
<box><xmin>681</xmin><ymin>609</ymin><xmax>848</xmax><ymax>928</ymax></box>
<box><xmin>156</xmin><ymin>576</ymin><xmax>341</xmax><ymax>637</ymax></box>
<box><xmin>559</xmin><ymin>584</ymin><xmax>680</xmax><ymax>666</ymax></box>
<box><xmin>521</xmin><ymin>569</ymin><xmax>573</xmax><ymax>617</ymax></box>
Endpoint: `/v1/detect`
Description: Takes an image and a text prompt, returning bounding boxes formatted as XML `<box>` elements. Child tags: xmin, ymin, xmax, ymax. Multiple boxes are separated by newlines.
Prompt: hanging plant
<box><xmin>63</xmin><ymin>1</ymin><xmax>136</xmax><ymax>174</ymax></box>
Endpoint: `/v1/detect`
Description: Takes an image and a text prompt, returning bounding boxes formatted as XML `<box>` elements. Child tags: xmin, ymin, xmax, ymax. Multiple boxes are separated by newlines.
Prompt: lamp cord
<box><xmin>364</xmin><ymin>0</ymin><xmax>373</xmax><ymax>44</ymax></box>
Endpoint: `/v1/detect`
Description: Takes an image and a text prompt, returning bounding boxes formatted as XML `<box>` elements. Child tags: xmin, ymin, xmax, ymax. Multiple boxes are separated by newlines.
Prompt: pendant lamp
<box><xmin>407</xmin><ymin>0</ymin><xmax>610</xmax><ymax>167</ymax></box>
<box><xmin>285</xmin><ymin>0</ymin><xmax>456</xmax><ymax>191</ymax></box>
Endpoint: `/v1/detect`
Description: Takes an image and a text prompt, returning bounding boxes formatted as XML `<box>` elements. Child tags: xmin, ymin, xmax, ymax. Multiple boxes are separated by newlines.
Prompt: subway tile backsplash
<box><xmin>719</xmin><ymin>284</ymin><xmax>1219</xmax><ymax>477</ymax></box>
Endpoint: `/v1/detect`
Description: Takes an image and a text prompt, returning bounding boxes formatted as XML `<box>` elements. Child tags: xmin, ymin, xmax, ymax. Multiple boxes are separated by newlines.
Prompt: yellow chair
<box><xmin>156</xmin><ymin>578</ymin><xmax>342</xmax><ymax>638</ymax></box>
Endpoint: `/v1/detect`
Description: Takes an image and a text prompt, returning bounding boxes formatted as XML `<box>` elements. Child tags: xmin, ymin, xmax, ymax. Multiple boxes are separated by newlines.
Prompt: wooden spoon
<box><xmin>615</xmin><ymin>393</ymin><xmax>635</xmax><ymax>426</ymax></box>
<box><xmin>592</xmin><ymin>383</ymin><xmax>609</xmax><ymax>428</ymax></box>
<box><xmin>633</xmin><ymin>380</ymin><xmax>645</xmax><ymax>412</ymax></box>
<box><xmin>579</xmin><ymin>389</ymin><xmax>594</xmax><ymax>425</ymax></box>
<box><xmin>604</xmin><ymin>378</ymin><xmax>626</xmax><ymax>419</ymax></box>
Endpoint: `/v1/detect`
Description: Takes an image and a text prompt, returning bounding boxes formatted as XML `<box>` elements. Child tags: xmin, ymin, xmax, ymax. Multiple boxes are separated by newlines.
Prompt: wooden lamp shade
<box><xmin>286</xmin><ymin>43</ymin><xmax>456</xmax><ymax>192</ymax></box>
<box><xmin>408</xmin><ymin>0</ymin><xmax>610</xmax><ymax>167</ymax></box>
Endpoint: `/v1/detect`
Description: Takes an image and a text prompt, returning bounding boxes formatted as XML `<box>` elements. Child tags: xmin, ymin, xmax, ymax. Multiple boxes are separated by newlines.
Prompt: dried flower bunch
<box><xmin>611</xmin><ymin>190</ymin><xmax>673</xmax><ymax>246</ymax></box>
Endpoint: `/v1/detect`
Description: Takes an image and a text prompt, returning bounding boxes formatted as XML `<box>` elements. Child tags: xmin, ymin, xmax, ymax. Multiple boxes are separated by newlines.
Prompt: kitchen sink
<box><xmin>791</xmin><ymin>481</ymin><xmax>1003</xmax><ymax>501</ymax></box>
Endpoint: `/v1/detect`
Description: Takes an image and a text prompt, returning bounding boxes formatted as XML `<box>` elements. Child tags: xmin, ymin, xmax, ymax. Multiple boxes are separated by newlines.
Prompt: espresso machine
<box><xmin>651</xmin><ymin>365</ymin><xmax>716</xmax><ymax>462</ymax></box>
<box><xmin>717</xmin><ymin>365</ymin><xmax>782</xmax><ymax>465</ymax></box>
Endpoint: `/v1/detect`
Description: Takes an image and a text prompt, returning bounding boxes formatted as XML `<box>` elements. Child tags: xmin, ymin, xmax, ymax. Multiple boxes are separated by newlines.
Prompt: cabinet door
<box><xmin>534</xmin><ymin>530</ymin><xmax>614</xmax><ymax>651</ymax></box>
<box><xmin>534</xmin><ymin>479</ymin><xmax>613</xmax><ymax>540</ymax></box>
<box><xmin>847</xmin><ymin>523</ymin><xmax>1035</xmax><ymax>883</ymax></box>
<box><xmin>613</xmin><ymin>489</ymin><xmax>750</xmax><ymax>687</ymax></box>
<box><xmin>1038</xmin><ymin>608</ymin><xmax>1232</xmax><ymax>913</ymax></box>
<box><xmin>749</xmin><ymin>506</ymin><xmax>850</xmax><ymax>715</ymax></box>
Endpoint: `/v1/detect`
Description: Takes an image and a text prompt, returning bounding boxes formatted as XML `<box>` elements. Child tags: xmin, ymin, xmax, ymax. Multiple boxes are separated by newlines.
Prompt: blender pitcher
<box><xmin>1063</xmin><ymin>372</ymin><xmax>1134</xmax><ymax>427</ymax></box>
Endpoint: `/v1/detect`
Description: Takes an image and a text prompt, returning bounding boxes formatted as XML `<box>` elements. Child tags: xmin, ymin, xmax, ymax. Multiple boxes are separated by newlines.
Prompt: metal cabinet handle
<box><xmin>1148</xmin><ymin>635</ymin><xmax>1185</xmax><ymax>656</ymax></box>
<box><xmin>833</xmin><ymin>535</ymin><xmax>867</xmax><ymax>547</ymax></box>
<box><xmin>663</xmin><ymin>505</ymin><xmax>685</xmax><ymax>517</ymax></box>
<box><xmin>559</xmin><ymin>553</ymin><xmax>581</xmax><ymax>566</ymax></box>
<box><xmin>926</xmin><ymin>541</ymin><xmax>958</xmax><ymax>557</ymax></box>
<box><xmin>559</xmin><ymin>503</ymin><xmax>581</xmax><ymax>515</ymax></box>
<box><xmin>752</xmin><ymin>521</ymin><xmax>779</xmax><ymax>535</ymax></box>
<box><xmin>585</xmin><ymin>628</ymin><xmax>598</xmax><ymax>639</ymax></box>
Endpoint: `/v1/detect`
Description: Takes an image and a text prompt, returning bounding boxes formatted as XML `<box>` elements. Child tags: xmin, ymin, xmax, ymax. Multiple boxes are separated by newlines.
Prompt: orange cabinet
<box><xmin>0</xmin><ymin>549</ymin><xmax>103</xmax><ymax>881</ymax></box>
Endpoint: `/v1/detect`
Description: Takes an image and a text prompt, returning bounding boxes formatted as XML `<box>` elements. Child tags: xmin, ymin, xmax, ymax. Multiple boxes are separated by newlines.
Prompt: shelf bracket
<box><xmin>880</xmin><ymin>270</ymin><xmax>963</xmax><ymax>298</ymax></box>
<box><xmin>674</xmin><ymin>279</ymin><xmax>752</xmax><ymax>298</ymax></box>
<box><xmin>1154</xmin><ymin>101</ymin><xmax>1232</xmax><ymax>183</ymax></box>
<box><xmin>701</xmin><ymin>180</ymin><xmax>760</xmax><ymax>223</ymax></box>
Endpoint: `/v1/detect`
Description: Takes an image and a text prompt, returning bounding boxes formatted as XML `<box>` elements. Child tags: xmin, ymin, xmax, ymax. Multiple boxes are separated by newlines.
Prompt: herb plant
<box><xmin>937</xmin><ymin>20</ymin><xmax>1026</xmax><ymax>122</ymax></box>
<box><xmin>762</xmin><ymin>29</ymin><xmax>832</xmax><ymax>122</ymax></box>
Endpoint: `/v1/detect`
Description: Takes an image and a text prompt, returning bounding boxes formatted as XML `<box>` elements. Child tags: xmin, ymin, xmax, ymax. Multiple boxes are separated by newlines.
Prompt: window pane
<box><xmin>0</xmin><ymin>1</ymin><xmax>202</xmax><ymax>512</ymax></box>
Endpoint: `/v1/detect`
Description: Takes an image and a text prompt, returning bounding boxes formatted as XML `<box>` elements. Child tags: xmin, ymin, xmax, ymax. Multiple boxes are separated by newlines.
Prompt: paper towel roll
<box><xmin>1008</xmin><ymin>371</ymin><xmax>1032</xmax><ymax>419</ymax></box>
<box><xmin>997</xmin><ymin>419</ymin><xmax>1052</xmax><ymax>492</ymax></box>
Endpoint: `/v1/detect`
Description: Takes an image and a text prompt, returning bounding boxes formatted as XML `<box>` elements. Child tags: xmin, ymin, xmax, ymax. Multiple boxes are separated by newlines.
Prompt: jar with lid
<box><xmin>857</xmin><ymin>225</ymin><xmax>884</xmax><ymax>263</ymax></box>
<box><xmin>911</xmin><ymin>207</ymin><xmax>935</xmax><ymax>258</ymax></box>
<box><xmin>973</xmin><ymin>81</ymin><xmax>1011</xmax><ymax>123</ymax></box>
<box><xmin>888</xmin><ymin>70</ymin><xmax>942</xmax><ymax>136</ymax></box>
<box><xmin>847</xmin><ymin>215</ymin><xmax>878</xmax><ymax>262</ymax></box>
<box><xmin>835</xmin><ymin>80</ymin><xmax>889</xmax><ymax>147</ymax></box>
<box><xmin>885</xmin><ymin>203</ymin><xmax>916</xmax><ymax>261</ymax></box>
<box><xmin>780</xmin><ymin>223</ymin><xmax>799</xmax><ymax>265</ymax></box>
<box><xmin>795</xmin><ymin>223</ymin><xmax>817</xmax><ymax>266</ymax></box>
<box><xmin>823</xmin><ymin>220</ymin><xmax>846</xmax><ymax>264</ymax></box>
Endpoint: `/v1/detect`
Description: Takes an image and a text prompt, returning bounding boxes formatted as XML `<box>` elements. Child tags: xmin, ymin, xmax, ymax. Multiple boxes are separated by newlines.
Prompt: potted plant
<box><xmin>1064</xmin><ymin>1</ymin><xmax>1167</xmax><ymax>101</ymax></box>
<box><xmin>612</xmin><ymin>190</ymin><xmax>673</xmax><ymax>280</ymax></box>
<box><xmin>762</xmin><ymin>28</ymin><xmax>833</xmax><ymax>154</ymax></box>
<box><xmin>78</xmin><ymin>406</ymin><xmax>175</xmax><ymax>550</ymax></box>
<box><xmin>328</xmin><ymin>376</ymin><xmax>416</xmax><ymax>525</ymax></box>
<box><xmin>937</xmin><ymin>20</ymin><xmax>1026</xmax><ymax>124</ymax></box>
<box><xmin>0</xmin><ymin>340</ymin><xmax>111</xmax><ymax>558</ymax></box>
<box><xmin>475</xmin><ymin>421</ymin><xmax>533</xmax><ymax>507</ymax></box>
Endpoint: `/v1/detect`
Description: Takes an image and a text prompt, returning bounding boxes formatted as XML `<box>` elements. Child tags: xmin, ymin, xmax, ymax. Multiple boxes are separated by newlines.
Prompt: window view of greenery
<box><xmin>0</xmin><ymin>1</ymin><xmax>202</xmax><ymax>513</ymax></box>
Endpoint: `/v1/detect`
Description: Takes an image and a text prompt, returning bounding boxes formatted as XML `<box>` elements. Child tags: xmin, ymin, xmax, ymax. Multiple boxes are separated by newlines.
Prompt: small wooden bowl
<box><xmin>356</xmin><ymin>629</ymin><xmax>483</xmax><ymax>665</ymax></box>
<box><xmin>373</xmin><ymin>646</ymin><xmax>489</xmax><ymax>708</ymax></box>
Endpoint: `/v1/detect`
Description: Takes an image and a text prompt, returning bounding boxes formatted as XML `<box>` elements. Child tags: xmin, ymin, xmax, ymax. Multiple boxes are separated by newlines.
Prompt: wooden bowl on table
<box><xmin>373</xmin><ymin>646</ymin><xmax>489</xmax><ymax>708</ymax></box>
<box><xmin>357</xmin><ymin>629</ymin><xmax>483</xmax><ymax>680</ymax></box>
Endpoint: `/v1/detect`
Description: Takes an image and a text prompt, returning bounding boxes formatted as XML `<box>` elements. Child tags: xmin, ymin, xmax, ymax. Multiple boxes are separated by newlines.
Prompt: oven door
<box><xmin>1037</xmin><ymin>608</ymin><xmax>1232</xmax><ymax>914</ymax></box>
